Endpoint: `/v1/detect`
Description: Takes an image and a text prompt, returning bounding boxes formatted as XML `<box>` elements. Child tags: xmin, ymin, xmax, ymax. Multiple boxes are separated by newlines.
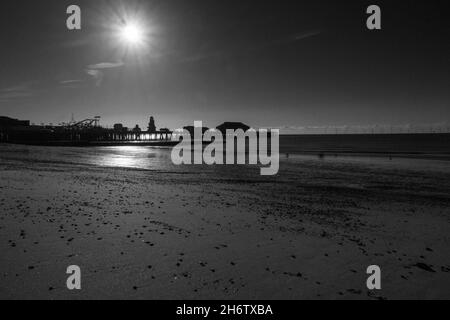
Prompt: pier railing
<box><xmin>0</xmin><ymin>126</ymin><xmax>174</xmax><ymax>145</ymax></box>
<box><xmin>92</xmin><ymin>131</ymin><xmax>173</xmax><ymax>142</ymax></box>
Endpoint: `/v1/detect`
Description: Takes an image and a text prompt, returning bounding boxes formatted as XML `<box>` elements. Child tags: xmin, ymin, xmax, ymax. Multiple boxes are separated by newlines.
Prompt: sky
<box><xmin>0</xmin><ymin>0</ymin><xmax>449</xmax><ymax>132</ymax></box>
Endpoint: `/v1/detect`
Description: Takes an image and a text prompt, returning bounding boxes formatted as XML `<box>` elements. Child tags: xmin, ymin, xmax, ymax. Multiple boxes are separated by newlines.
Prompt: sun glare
<box><xmin>119</xmin><ymin>23</ymin><xmax>145</xmax><ymax>46</ymax></box>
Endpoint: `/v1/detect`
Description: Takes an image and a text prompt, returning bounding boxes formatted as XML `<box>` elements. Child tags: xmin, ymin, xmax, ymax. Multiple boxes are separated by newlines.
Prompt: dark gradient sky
<box><xmin>0</xmin><ymin>0</ymin><xmax>449</xmax><ymax>131</ymax></box>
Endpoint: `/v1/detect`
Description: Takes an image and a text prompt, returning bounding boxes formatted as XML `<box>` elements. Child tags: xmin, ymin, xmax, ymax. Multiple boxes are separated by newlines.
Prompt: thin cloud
<box><xmin>85</xmin><ymin>61</ymin><xmax>124</xmax><ymax>87</ymax></box>
<box><xmin>59</xmin><ymin>79</ymin><xmax>85</xmax><ymax>89</ymax></box>
<box><xmin>87</xmin><ymin>62</ymin><xmax>124</xmax><ymax>70</ymax></box>
<box><xmin>85</xmin><ymin>69</ymin><xmax>104</xmax><ymax>87</ymax></box>
<box><xmin>0</xmin><ymin>82</ymin><xmax>37</xmax><ymax>102</ymax></box>
<box><xmin>179</xmin><ymin>30</ymin><xmax>321</xmax><ymax>64</ymax></box>
<box><xmin>60</xmin><ymin>80</ymin><xmax>83</xmax><ymax>84</ymax></box>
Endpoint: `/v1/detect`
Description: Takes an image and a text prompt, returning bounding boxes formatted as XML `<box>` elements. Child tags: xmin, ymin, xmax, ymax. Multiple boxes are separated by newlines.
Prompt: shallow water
<box><xmin>1</xmin><ymin>143</ymin><xmax>450</xmax><ymax>177</ymax></box>
<box><xmin>280</xmin><ymin>133</ymin><xmax>450</xmax><ymax>154</ymax></box>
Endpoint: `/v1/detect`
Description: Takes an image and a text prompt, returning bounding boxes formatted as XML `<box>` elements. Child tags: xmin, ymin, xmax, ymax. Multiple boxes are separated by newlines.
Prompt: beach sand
<box><xmin>0</xmin><ymin>146</ymin><xmax>450</xmax><ymax>300</ymax></box>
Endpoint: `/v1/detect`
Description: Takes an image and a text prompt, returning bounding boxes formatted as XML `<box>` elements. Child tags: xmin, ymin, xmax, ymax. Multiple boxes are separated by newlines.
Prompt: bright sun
<box><xmin>119</xmin><ymin>23</ymin><xmax>144</xmax><ymax>46</ymax></box>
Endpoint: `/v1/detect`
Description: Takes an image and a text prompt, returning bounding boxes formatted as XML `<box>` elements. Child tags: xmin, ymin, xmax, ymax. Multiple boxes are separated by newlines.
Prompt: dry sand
<box><xmin>1</xmin><ymin>148</ymin><xmax>450</xmax><ymax>300</ymax></box>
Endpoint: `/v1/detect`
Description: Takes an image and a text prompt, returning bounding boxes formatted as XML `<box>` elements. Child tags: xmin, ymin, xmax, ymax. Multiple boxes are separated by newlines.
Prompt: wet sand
<box><xmin>1</xmin><ymin>146</ymin><xmax>450</xmax><ymax>299</ymax></box>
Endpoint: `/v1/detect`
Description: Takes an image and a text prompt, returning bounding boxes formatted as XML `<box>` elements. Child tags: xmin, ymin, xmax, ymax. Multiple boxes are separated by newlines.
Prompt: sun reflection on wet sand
<box><xmin>92</xmin><ymin>146</ymin><xmax>162</xmax><ymax>169</ymax></box>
